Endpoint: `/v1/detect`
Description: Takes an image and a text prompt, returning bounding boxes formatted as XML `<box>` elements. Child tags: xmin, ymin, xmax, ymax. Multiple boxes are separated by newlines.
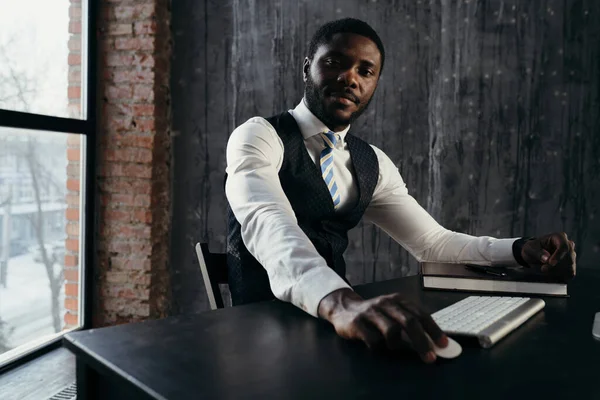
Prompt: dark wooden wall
<box><xmin>170</xmin><ymin>0</ymin><xmax>600</xmax><ymax>314</ymax></box>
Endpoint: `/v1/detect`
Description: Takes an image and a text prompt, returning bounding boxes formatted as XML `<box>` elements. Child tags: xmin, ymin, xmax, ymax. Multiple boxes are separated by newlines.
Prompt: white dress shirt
<box><xmin>225</xmin><ymin>99</ymin><xmax>519</xmax><ymax>317</ymax></box>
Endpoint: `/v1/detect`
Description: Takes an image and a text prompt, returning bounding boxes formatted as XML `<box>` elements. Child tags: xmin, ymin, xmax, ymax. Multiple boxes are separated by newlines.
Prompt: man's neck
<box><xmin>302</xmin><ymin>97</ymin><xmax>349</xmax><ymax>133</ymax></box>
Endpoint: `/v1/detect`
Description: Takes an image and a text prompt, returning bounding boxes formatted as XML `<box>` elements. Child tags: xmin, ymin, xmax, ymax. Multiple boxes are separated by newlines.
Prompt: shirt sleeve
<box><xmin>225</xmin><ymin>117</ymin><xmax>351</xmax><ymax>317</ymax></box>
<box><xmin>363</xmin><ymin>145</ymin><xmax>519</xmax><ymax>265</ymax></box>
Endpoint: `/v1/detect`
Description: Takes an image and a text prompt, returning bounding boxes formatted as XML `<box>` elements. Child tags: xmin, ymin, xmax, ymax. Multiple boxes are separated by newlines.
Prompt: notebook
<box><xmin>420</xmin><ymin>262</ymin><xmax>568</xmax><ymax>297</ymax></box>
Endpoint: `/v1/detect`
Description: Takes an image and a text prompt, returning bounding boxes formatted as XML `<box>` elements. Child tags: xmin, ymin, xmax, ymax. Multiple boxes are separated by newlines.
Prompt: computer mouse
<box><xmin>430</xmin><ymin>335</ymin><xmax>462</xmax><ymax>359</ymax></box>
<box><xmin>401</xmin><ymin>331</ymin><xmax>463</xmax><ymax>360</ymax></box>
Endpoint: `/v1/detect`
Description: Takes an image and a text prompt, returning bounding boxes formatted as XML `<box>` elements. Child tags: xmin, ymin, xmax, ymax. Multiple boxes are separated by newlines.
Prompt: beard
<box><xmin>304</xmin><ymin>74</ymin><xmax>373</xmax><ymax>129</ymax></box>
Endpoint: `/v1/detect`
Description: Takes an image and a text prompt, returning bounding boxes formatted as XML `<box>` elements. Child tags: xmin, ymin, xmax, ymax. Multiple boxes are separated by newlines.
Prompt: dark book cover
<box><xmin>420</xmin><ymin>262</ymin><xmax>568</xmax><ymax>297</ymax></box>
<box><xmin>420</xmin><ymin>262</ymin><xmax>567</xmax><ymax>285</ymax></box>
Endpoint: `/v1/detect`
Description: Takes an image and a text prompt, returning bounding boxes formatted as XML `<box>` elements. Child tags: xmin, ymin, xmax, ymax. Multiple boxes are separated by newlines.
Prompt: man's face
<box><xmin>303</xmin><ymin>32</ymin><xmax>382</xmax><ymax>131</ymax></box>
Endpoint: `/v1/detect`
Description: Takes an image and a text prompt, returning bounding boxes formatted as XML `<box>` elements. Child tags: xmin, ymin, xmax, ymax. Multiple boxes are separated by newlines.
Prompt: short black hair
<box><xmin>307</xmin><ymin>18</ymin><xmax>385</xmax><ymax>74</ymax></box>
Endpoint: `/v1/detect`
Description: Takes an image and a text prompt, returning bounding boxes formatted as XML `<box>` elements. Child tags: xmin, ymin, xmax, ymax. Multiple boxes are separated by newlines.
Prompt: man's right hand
<box><xmin>317</xmin><ymin>288</ymin><xmax>448</xmax><ymax>363</ymax></box>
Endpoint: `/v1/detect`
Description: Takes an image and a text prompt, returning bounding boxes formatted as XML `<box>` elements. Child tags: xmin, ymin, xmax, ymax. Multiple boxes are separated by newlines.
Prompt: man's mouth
<box><xmin>329</xmin><ymin>92</ymin><xmax>358</xmax><ymax>106</ymax></box>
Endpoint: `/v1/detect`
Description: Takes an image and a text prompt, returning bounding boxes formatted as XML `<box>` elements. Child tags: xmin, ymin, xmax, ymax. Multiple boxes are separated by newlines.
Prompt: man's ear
<box><xmin>303</xmin><ymin>57</ymin><xmax>310</xmax><ymax>82</ymax></box>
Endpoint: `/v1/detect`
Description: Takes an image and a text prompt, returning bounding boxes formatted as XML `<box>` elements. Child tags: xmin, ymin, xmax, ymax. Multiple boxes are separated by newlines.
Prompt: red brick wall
<box><xmin>64</xmin><ymin>0</ymin><xmax>83</xmax><ymax>330</ymax></box>
<box><xmin>95</xmin><ymin>0</ymin><xmax>172</xmax><ymax>326</ymax></box>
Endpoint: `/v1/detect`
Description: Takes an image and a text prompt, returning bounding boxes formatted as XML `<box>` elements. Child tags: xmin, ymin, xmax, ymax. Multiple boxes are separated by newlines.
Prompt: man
<box><xmin>225</xmin><ymin>18</ymin><xmax>576</xmax><ymax>364</ymax></box>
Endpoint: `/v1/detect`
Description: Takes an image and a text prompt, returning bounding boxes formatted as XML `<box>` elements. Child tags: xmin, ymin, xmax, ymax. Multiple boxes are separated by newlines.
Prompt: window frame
<box><xmin>0</xmin><ymin>0</ymin><xmax>97</xmax><ymax>373</ymax></box>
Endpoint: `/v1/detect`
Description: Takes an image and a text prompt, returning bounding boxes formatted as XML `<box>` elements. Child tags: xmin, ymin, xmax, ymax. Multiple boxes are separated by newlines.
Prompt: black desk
<box><xmin>64</xmin><ymin>269</ymin><xmax>600</xmax><ymax>400</ymax></box>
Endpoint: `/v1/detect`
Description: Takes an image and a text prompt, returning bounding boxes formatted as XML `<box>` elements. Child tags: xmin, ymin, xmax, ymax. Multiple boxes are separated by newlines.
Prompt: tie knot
<box><xmin>320</xmin><ymin>131</ymin><xmax>337</xmax><ymax>148</ymax></box>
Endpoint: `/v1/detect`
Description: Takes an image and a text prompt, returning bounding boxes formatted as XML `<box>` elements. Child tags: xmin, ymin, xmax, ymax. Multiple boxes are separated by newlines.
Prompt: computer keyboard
<box><xmin>431</xmin><ymin>296</ymin><xmax>545</xmax><ymax>348</ymax></box>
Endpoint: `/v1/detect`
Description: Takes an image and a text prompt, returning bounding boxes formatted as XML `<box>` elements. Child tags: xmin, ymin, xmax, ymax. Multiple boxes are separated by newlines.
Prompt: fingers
<box><xmin>356</xmin><ymin>309</ymin><xmax>434</xmax><ymax>364</ymax></box>
<box><xmin>562</xmin><ymin>239</ymin><xmax>577</xmax><ymax>279</ymax></box>
<box><xmin>540</xmin><ymin>249</ymin><xmax>552</xmax><ymax>265</ymax></box>
<box><xmin>353</xmin><ymin>317</ymin><xmax>385</xmax><ymax>351</ymax></box>
<box><xmin>521</xmin><ymin>242</ymin><xmax>551</xmax><ymax>266</ymax></box>
<box><xmin>344</xmin><ymin>294</ymin><xmax>449</xmax><ymax>364</ymax></box>
<box><xmin>541</xmin><ymin>234</ymin><xmax>576</xmax><ymax>280</ymax></box>
<box><xmin>571</xmin><ymin>242</ymin><xmax>577</xmax><ymax>277</ymax></box>
<box><xmin>366</xmin><ymin>309</ymin><xmax>404</xmax><ymax>350</ymax></box>
<box><xmin>379</xmin><ymin>300</ymin><xmax>442</xmax><ymax>363</ymax></box>
<box><xmin>418</xmin><ymin>314</ymin><xmax>448</xmax><ymax>348</ymax></box>
<box><xmin>362</xmin><ymin>303</ymin><xmax>436</xmax><ymax>363</ymax></box>
<box><xmin>548</xmin><ymin>232</ymin><xmax>570</xmax><ymax>266</ymax></box>
<box><xmin>403</xmin><ymin>316</ymin><xmax>436</xmax><ymax>363</ymax></box>
<box><xmin>393</xmin><ymin>301</ymin><xmax>447</xmax><ymax>348</ymax></box>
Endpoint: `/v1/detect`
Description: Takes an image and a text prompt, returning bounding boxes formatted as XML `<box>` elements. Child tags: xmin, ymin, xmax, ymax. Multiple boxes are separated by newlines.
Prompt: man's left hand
<box><xmin>520</xmin><ymin>232</ymin><xmax>576</xmax><ymax>281</ymax></box>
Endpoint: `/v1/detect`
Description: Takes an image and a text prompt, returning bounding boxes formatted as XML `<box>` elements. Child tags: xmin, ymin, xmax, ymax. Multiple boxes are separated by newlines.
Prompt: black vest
<box><xmin>226</xmin><ymin>111</ymin><xmax>380</xmax><ymax>306</ymax></box>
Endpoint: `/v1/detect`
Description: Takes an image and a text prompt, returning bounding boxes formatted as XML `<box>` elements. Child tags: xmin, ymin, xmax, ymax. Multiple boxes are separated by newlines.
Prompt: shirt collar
<box><xmin>288</xmin><ymin>98</ymin><xmax>351</xmax><ymax>142</ymax></box>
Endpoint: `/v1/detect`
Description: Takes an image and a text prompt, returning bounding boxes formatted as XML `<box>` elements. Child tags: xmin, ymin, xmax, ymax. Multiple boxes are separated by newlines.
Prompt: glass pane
<box><xmin>0</xmin><ymin>0</ymin><xmax>85</xmax><ymax>119</ymax></box>
<box><xmin>0</xmin><ymin>127</ymin><xmax>83</xmax><ymax>362</ymax></box>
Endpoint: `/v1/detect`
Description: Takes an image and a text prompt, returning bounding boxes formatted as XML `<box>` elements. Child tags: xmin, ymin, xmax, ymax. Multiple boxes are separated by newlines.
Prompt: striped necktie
<box><xmin>319</xmin><ymin>131</ymin><xmax>340</xmax><ymax>209</ymax></box>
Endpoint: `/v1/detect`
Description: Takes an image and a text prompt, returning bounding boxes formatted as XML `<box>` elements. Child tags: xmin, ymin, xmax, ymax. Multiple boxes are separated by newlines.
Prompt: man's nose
<box><xmin>337</xmin><ymin>69</ymin><xmax>358</xmax><ymax>88</ymax></box>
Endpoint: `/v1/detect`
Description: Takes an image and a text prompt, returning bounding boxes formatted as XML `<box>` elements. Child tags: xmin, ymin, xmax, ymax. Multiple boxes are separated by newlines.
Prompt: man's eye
<box><xmin>325</xmin><ymin>59</ymin><xmax>340</xmax><ymax>66</ymax></box>
<box><xmin>360</xmin><ymin>69</ymin><xmax>374</xmax><ymax>76</ymax></box>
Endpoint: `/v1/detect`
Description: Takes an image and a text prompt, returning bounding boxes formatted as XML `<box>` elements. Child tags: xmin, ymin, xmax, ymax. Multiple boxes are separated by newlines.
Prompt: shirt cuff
<box><xmin>489</xmin><ymin>238</ymin><xmax>520</xmax><ymax>265</ymax></box>
<box><xmin>290</xmin><ymin>266</ymin><xmax>351</xmax><ymax>318</ymax></box>
<box><xmin>512</xmin><ymin>236</ymin><xmax>535</xmax><ymax>267</ymax></box>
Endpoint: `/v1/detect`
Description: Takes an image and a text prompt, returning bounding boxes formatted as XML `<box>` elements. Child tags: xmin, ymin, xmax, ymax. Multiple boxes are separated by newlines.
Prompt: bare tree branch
<box><xmin>0</xmin><ymin>34</ymin><xmax>37</xmax><ymax>111</ymax></box>
<box><xmin>24</xmin><ymin>139</ymin><xmax>63</xmax><ymax>332</ymax></box>
<box><xmin>0</xmin><ymin>34</ymin><xmax>66</xmax><ymax>335</ymax></box>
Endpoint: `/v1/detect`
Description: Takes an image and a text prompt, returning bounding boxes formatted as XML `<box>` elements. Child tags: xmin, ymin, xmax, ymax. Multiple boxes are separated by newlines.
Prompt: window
<box><xmin>0</xmin><ymin>0</ymin><xmax>96</xmax><ymax>370</ymax></box>
<box><xmin>0</xmin><ymin>0</ymin><xmax>84</xmax><ymax>119</ymax></box>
